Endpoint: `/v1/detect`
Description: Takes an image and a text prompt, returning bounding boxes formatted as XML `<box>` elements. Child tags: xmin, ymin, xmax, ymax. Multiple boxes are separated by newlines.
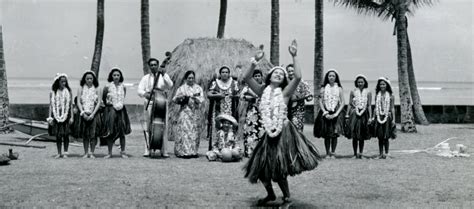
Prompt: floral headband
<box><xmin>355</xmin><ymin>74</ymin><xmax>367</xmax><ymax>81</ymax></box>
<box><xmin>325</xmin><ymin>68</ymin><xmax>339</xmax><ymax>76</ymax></box>
<box><xmin>377</xmin><ymin>77</ymin><xmax>391</xmax><ymax>87</ymax></box>
<box><xmin>54</xmin><ymin>73</ymin><xmax>68</xmax><ymax>82</ymax></box>
<box><xmin>268</xmin><ymin>66</ymin><xmax>289</xmax><ymax>79</ymax></box>
<box><xmin>83</xmin><ymin>70</ymin><xmax>96</xmax><ymax>76</ymax></box>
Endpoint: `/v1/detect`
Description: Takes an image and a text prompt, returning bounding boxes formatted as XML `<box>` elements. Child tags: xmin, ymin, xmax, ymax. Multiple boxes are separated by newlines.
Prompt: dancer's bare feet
<box><xmin>104</xmin><ymin>155</ymin><xmax>111</xmax><ymax>159</ymax></box>
<box><xmin>257</xmin><ymin>194</ymin><xmax>276</xmax><ymax>206</ymax></box>
<box><xmin>89</xmin><ymin>154</ymin><xmax>95</xmax><ymax>159</ymax></box>
<box><xmin>82</xmin><ymin>154</ymin><xmax>88</xmax><ymax>158</ymax></box>
<box><xmin>54</xmin><ymin>154</ymin><xmax>62</xmax><ymax>159</ymax></box>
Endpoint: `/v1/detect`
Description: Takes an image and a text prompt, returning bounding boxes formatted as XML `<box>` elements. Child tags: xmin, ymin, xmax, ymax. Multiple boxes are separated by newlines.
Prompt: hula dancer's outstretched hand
<box><xmin>288</xmin><ymin>39</ymin><xmax>297</xmax><ymax>57</ymax></box>
<box><xmin>254</xmin><ymin>44</ymin><xmax>265</xmax><ymax>62</ymax></box>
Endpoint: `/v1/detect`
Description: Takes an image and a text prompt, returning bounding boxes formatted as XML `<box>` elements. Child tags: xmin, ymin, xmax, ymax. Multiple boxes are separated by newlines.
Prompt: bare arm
<box><xmin>207</xmin><ymin>81</ymin><xmax>224</xmax><ymax>99</ymax></box>
<box><xmin>367</xmin><ymin>92</ymin><xmax>373</xmax><ymax>119</ymax></box>
<box><xmin>319</xmin><ymin>88</ymin><xmax>327</xmax><ymax>114</ymax></box>
<box><xmin>91</xmin><ymin>87</ymin><xmax>102</xmax><ymax>117</ymax></box>
<box><xmin>334</xmin><ymin>87</ymin><xmax>345</xmax><ymax>117</ymax></box>
<box><xmin>283</xmin><ymin>40</ymin><xmax>301</xmax><ymax>98</ymax></box>
<box><xmin>282</xmin><ymin>55</ymin><xmax>301</xmax><ymax>98</ymax></box>
<box><xmin>346</xmin><ymin>90</ymin><xmax>353</xmax><ymax>118</ymax></box>
<box><xmin>77</xmin><ymin>88</ymin><xmax>84</xmax><ymax>114</ymax></box>
<box><xmin>390</xmin><ymin>95</ymin><xmax>395</xmax><ymax>122</ymax></box>
<box><xmin>243</xmin><ymin>62</ymin><xmax>264</xmax><ymax>96</ymax></box>
<box><xmin>48</xmin><ymin>92</ymin><xmax>53</xmax><ymax>119</ymax></box>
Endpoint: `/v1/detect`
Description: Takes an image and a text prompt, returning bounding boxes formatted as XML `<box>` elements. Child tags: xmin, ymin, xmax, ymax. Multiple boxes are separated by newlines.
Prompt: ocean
<box><xmin>6</xmin><ymin>77</ymin><xmax>473</xmax><ymax>105</ymax></box>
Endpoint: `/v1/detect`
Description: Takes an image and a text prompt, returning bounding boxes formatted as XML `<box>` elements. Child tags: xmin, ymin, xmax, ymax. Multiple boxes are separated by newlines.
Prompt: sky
<box><xmin>0</xmin><ymin>0</ymin><xmax>472</xmax><ymax>82</ymax></box>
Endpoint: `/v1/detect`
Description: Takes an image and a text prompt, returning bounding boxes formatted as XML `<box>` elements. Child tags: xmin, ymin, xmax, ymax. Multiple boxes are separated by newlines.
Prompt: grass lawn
<box><xmin>1</xmin><ymin>124</ymin><xmax>473</xmax><ymax>208</ymax></box>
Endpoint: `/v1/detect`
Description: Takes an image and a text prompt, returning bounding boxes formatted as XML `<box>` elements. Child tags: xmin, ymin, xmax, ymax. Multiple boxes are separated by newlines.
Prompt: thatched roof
<box><xmin>165</xmin><ymin>38</ymin><xmax>273</xmax><ymax>143</ymax></box>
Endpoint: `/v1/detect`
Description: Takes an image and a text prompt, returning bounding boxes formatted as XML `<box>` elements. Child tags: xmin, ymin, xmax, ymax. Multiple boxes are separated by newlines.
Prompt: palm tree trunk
<box><xmin>217</xmin><ymin>0</ymin><xmax>227</xmax><ymax>39</ymax></box>
<box><xmin>0</xmin><ymin>26</ymin><xmax>11</xmax><ymax>132</ymax></box>
<box><xmin>314</xmin><ymin>0</ymin><xmax>324</xmax><ymax>116</ymax></box>
<box><xmin>406</xmin><ymin>30</ymin><xmax>429</xmax><ymax>125</ymax></box>
<box><xmin>91</xmin><ymin>0</ymin><xmax>104</xmax><ymax>78</ymax></box>
<box><xmin>141</xmin><ymin>0</ymin><xmax>151</xmax><ymax>75</ymax></box>
<box><xmin>395</xmin><ymin>11</ymin><xmax>416</xmax><ymax>133</ymax></box>
<box><xmin>270</xmin><ymin>0</ymin><xmax>280</xmax><ymax>66</ymax></box>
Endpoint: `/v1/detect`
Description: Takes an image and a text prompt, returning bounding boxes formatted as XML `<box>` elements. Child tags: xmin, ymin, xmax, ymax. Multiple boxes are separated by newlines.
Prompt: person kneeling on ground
<box><xmin>206</xmin><ymin>114</ymin><xmax>243</xmax><ymax>162</ymax></box>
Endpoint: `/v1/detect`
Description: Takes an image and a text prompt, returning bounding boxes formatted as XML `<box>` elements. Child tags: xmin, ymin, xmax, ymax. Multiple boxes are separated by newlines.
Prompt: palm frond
<box><xmin>332</xmin><ymin>0</ymin><xmax>381</xmax><ymax>16</ymax></box>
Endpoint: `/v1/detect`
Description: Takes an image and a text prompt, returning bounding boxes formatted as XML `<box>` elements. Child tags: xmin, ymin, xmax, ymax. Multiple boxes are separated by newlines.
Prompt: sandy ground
<box><xmin>0</xmin><ymin>124</ymin><xmax>473</xmax><ymax>208</ymax></box>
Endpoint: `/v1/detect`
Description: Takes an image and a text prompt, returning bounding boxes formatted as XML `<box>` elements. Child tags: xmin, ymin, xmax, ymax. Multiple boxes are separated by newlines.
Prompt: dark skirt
<box><xmin>100</xmin><ymin>105</ymin><xmax>131</xmax><ymax>143</ymax></box>
<box><xmin>244</xmin><ymin>121</ymin><xmax>321</xmax><ymax>184</ymax></box>
<box><xmin>77</xmin><ymin>113</ymin><xmax>104</xmax><ymax>139</ymax></box>
<box><xmin>345</xmin><ymin>109</ymin><xmax>371</xmax><ymax>140</ymax></box>
<box><xmin>48</xmin><ymin>119</ymin><xmax>70</xmax><ymax>138</ymax></box>
<box><xmin>373</xmin><ymin>115</ymin><xmax>396</xmax><ymax>140</ymax></box>
<box><xmin>70</xmin><ymin>109</ymin><xmax>81</xmax><ymax>138</ymax></box>
<box><xmin>313</xmin><ymin>110</ymin><xmax>345</xmax><ymax>139</ymax></box>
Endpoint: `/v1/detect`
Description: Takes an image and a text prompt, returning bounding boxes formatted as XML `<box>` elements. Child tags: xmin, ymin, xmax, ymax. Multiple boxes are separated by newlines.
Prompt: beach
<box><xmin>0</xmin><ymin>124</ymin><xmax>473</xmax><ymax>208</ymax></box>
<box><xmin>7</xmin><ymin>77</ymin><xmax>474</xmax><ymax>105</ymax></box>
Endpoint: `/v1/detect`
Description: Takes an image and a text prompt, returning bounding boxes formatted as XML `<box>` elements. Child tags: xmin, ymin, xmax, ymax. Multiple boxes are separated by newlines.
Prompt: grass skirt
<box><xmin>313</xmin><ymin>110</ymin><xmax>345</xmax><ymax>138</ymax></box>
<box><xmin>48</xmin><ymin>119</ymin><xmax>70</xmax><ymax>137</ymax></box>
<box><xmin>345</xmin><ymin>109</ymin><xmax>371</xmax><ymax>140</ymax></box>
<box><xmin>244</xmin><ymin>120</ymin><xmax>321</xmax><ymax>184</ymax></box>
<box><xmin>373</xmin><ymin>115</ymin><xmax>396</xmax><ymax>140</ymax></box>
<box><xmin>100</xmin><ymin>105</ymin><xmax>131</xmax><ymax>143</ymax></box>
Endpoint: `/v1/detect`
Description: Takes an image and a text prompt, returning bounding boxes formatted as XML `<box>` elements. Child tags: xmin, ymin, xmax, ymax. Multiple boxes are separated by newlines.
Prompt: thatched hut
<box><xmin>165</xmin><ymin>38</ymin><xmax>273</xmax><ymax>146</ymax></box>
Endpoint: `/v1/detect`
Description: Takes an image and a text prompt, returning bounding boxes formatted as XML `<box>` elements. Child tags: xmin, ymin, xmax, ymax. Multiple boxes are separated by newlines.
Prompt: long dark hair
<box><xmin>322</xmin><ymin>70</ymin><xmax>342</xmax><ymax>88</ymax></box>
<box><xmin>354</xmin><ymin>76</ymin><xmax>368</xmax><ymax>89</ymax></box>
<box><xmin>375</xmin><ymin>79</ymin><xmax>393</xmax><ymax>95</ymax></box>
<box><xmin>265</xmin><ymin>68</ymin><xmax>288</xmax><ymax>89</ymax></box>
<box><xmin>80</xmin><ymin>71</ymin><xmax>99</xmax><ymax>87</ymax></box>
<box><xmin>107</xmin><ymin>68</ymin><xmax>124</xmax><ymax>83</ymax></box>
<box><xmin>51</xmin><ymin>76</ymin><xmax>71</xmax><ymax>93</ymax></box>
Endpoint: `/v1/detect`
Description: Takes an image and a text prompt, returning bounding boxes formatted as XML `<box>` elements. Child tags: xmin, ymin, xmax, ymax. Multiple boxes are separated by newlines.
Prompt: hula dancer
<box><xmin>373</xmin><ymin>77</ymin><xmax>396</xmax><ymax>159</ymax></box>
<box><xmin>47</xmin><ymin>73</ymin><xmax>74</xmax><ymax>159</ymax></box>
<box><xmin>76</xmin><ymin>71</ymin><xmax>102</xmax><ymax>159</ymax></box>
<box><xmin>313</xmin><ymin>69</ymin><xmax>345</xmax><ymax>158</ymax></box>
<box><xmin>345</xmin><ymin>75</ymin><xmax>372</xmax><ymax>158</ymax></box>
<box><xmin>102</xmin><ymin>68</ymin><xmax>131</xmax><ymax>158</ymax></box>
<box><xmin>243</xmin><ymin>40</ymin><xmax>321</xmax><ymax>205</ymax></box>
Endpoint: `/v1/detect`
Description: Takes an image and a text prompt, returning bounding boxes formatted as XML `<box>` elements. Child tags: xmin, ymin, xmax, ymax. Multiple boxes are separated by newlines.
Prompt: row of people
<box><xmin>313</xmin><ymin>70</ymin><xmax>397</xmax><ymax>159</ymax></box>
<box><xmin>47</xmin><ymin>69</ymin><xmax>131</xmax><ymax>159</ymax></box>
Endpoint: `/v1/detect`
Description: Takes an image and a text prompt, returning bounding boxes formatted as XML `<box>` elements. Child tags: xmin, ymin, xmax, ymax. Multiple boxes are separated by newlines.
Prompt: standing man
<box><xmin>138</xmin><ymin>58</ymin><xmax>173</xmax><ymax>157</ymax></box>
<box><xmin>287</xmin><ymin>64</ymin><xmax>313</xmax><ymax>132</ymax></box>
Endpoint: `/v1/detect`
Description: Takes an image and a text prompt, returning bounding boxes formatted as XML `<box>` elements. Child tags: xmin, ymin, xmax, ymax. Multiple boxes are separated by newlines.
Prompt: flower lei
<box><xmin>376</xmin><ymin>91</ymin><xmax>391</xmax><ymax>124</ymax></box>
<box><xmin>51</xmin><ymin>89</ymin><xmax>71</xmax><ymax>122</ymax></box>
<box><xmin>324</xmin><ymin>84</ymin><xmax>340</xmax><ymax>112</ymax></box>
<box><xmin>81</xmin><ymin>86</ymin><xmax>97</xmax><ymax>113</ymax></box>
<box><xmin>216</xmin><ymin>78</ymin><xmax>233</xmax><ymax>90</ymax></box>
<box><xmin>353</xmin><ymin>88</ymin><xmax>368</xmax><ymax>116</ymax></box>
<box><xmin>259</xmin><ymin>86</ymin><xmax>287</xmax><ymax>138</ymax></box>
<box><xmin>108</xmin><ymin>83</ymin><xmax>125</xmax><ymax>111</ymax></box>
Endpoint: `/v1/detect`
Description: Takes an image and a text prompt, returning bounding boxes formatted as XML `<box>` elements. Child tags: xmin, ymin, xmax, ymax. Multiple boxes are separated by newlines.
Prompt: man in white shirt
<box><xmin>137</xmin><ymin>58</ymin><xmax>173</xmax><ymax>157</ymax></box>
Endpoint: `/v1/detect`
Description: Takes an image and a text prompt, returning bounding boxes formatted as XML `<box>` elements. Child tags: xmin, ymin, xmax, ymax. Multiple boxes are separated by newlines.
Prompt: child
<box><xmin>373</xmin><ymin>77</ymin><xmax>396</xmax><ymax>159</ymax></box>
<box><xmin>77</xmin><ymin>71</ymin><xmax>102</xmax><ymax>159</ymax></box>
<box><xmin>47</xmin><ymin>73</ymin><xmax>74</xmax><ymax>159</ymax></box>
<box><xmin>345</xmin><ymin>75</ymin><xmax>372</xmax><ymax>158</ymax></box>
<box><xmin>101</xmin><ymin>68</ymin><xmax>131</xmax><ymax>158</ymax></box>
<box><xmin>206</xmin><ymin>114</ymin><xmax>243</xmax><ymax>162</ymax></box>
<box><xmin>313</xmin><ymin>69</ymin><xmax>345</xmax><ymax>158</ymax></box>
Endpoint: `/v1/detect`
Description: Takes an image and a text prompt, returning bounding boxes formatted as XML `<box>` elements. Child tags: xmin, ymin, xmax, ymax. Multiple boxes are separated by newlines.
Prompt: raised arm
<box><xmin>243</xmin><ymin>46</ymin><xmax>265</xmax><ymax>96</ymax></box>
<box><xmin>283</xmin><ymin>40</ymin><xmax>301</xmax><ymax>98</ymax></box>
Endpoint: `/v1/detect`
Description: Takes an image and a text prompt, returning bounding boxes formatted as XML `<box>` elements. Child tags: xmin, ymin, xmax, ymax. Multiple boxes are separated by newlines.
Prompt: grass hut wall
<box><xmin>165</xmin><ymin>38</ymin><xmax>273</xmax><ymax>144</ymax></box>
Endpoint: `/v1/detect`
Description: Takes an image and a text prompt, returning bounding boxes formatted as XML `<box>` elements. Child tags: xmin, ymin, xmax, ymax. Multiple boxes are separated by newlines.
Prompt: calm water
<box><xmin>7</xmin><ymin>78</ymin><xmax>473</xmax><ymax>105</ymax></box>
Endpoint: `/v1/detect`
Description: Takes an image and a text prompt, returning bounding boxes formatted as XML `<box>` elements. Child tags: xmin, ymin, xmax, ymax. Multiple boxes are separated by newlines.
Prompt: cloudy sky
<box><xmin>0</xmin><ymin>0</ymin><xmax>472</xmax><ymax>82</ymax></box>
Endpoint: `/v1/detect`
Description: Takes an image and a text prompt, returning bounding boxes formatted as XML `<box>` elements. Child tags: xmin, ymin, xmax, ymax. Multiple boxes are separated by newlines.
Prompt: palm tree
<box><xmin>337</xmin><ymin>0</ymin><xmax>435</xmax><ymax>132</ymax></box>
<box><xmin>141</xmin><ymin>0</ymin><xmax>151</xmax><ymax>75</ymax></box>
<box><xmin>406</xmin><ymin>30</ymin><xmax>429</xmax><ymax>125</ymax></box>
<box><xmin>217</xmin><ymin>0</ymin><xmax>227</xmax><ymax>39</ymax></box>
<box><xmin>314</xmin><ymin>0</ymin><xmax>324</xmax><ymax>116</ymax></box>
<box><xmin>270</xmin><ymin>0</ymin><xmax>280</xmax><ymax>66</ymax></box>
<box><xmin>0</xmin><ymin>26</ymin><xmax>11</xmax><ymax>132</ymax></box>
<box><xmin>90</xmin><ymin>0</ymin><xmax>105</xmax><ymax>78</ymax></box>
